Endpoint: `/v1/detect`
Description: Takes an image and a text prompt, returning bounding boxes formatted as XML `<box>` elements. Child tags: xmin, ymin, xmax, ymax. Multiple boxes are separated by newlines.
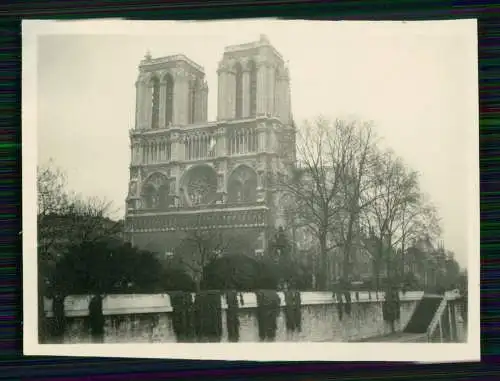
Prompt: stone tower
<box><xmin>124</xmin><ymin>35</ymin><xmax>296</xmax><ymax>256</ymax></box>
<box><xmin>217</xmin><ymin>34</ymin><xmax>292</xmax><ymax>123</ymax></box>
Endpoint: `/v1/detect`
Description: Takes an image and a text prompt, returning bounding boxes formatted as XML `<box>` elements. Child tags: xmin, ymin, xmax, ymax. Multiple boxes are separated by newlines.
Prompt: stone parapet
<box><xmin>44</xmin><ymin>291</ymin><xmax>426</xmax><ymax>318</ymax></box>
<box><xmin>43</xmin><ymin>290</ymin><xmax>460</xmax><ymax>343</ymax></box>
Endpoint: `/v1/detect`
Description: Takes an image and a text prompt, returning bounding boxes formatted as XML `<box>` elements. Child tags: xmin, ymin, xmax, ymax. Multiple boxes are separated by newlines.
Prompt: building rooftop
<box><xmin>139</xmin><ymin>52</ymin><xmax>205</xmax><ymax>73</ymax></box>
<box><xmin>224</xmin><ymin>34</ymin><xmax>284</xmax><ymax>61</ymax></box>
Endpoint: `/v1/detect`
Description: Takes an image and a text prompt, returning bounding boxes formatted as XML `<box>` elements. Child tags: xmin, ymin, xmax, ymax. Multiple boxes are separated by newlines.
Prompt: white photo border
<box><xmin>22</xmin><ymin>18</ymin><xmax>480</xmax><ymax>362</ymax></box>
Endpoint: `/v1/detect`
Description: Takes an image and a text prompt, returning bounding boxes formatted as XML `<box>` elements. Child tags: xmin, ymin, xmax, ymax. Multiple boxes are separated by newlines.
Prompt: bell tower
<box><xmin>216</xmin><ymin>34</ymin><xmax>292</xmax><ymax>124</ymax></box>
<box><xmin>125</xmin><ymin>38</ymin><xmax>296</xmax><ymax>257</ymax></box>
<box><xmin>135</xmin><ymin>52</ymin><xmax>209</xmax><ymax>130</ymax></box>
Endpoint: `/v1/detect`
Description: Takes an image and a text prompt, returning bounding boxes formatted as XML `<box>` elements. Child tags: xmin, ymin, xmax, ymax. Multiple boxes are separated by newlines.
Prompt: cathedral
<box><xmin>124</xmin><ymin>35</ymin><xmax>296</xmax><ymax>256</ymax></box>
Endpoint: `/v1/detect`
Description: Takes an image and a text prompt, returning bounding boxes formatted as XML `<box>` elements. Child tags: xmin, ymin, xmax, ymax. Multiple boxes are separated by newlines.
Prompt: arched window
<box><xmin>234</xmin><ymin>62</ymin><xmax>243</xmax><ymax>118</ymax></box>
<box><xmin>274</xmin><ymin>67</ymin><xmax>280</xmax><ymax>116</ymax></box>
<box><xmin>248</xmin><ymin>60</ymin><xmax>257</xmax><ymax>117</ymax></box>
<box><xmin>141</xmin><ymin>173</ymin><xmax>170</xmax><ymax>210</ymax></box>
<box><xmin>165</xmin><ymin>73</ymin><xmax>174</xmax><ymax>126</ymax></box>
<box><xmin>183</xmin><ymin>166</ymin><xmax>218</xmax><ymax>206</ymax></box>
<box><xmin>151</xmin><ymin>76</ymin><xmax>160</xmax><ymax>129</ymax></box>
<box><xmin>227</xmin><ymin>166</ymin><xmax>257</xmax><ymax>204</ymax></box>
<box><xmin>141</xmin><ymin>184</ymin><xmax>157</xmax><ymax>209</ymax></box>
<box><xmin>158</xmin><ymin>184</ymin><xmax>171</xmax><ymax>210</ymax></box>
<box><xmin>188</xmin><ymin>79</ymin><xmax>197</xmax><ymax>124</ymax></box>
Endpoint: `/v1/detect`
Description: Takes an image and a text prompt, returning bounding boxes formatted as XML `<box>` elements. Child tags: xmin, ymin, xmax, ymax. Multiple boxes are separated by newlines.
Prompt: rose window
<box><xmin>184</xmin><ymin>166</ymin><xmax>218</xmax><ymax>206</ymax></box>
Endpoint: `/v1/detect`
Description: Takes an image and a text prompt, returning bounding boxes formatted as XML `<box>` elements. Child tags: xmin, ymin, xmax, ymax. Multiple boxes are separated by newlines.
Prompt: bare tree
<box><xmin>37</xmin><ymin>159</ymin><xmax>122</xmax><ymax>341</ymax></box>
<box><xmin>172</xmin><ymin>227</ymin><xmax>256</xmax><ymax>291</ymax></box>
<box><xmin>278</xmin><ymin>118</ymin><xmax>387</xmax><ymax>289</ymax></box>
<box><xmin>277</xmin><ymin>117</ymin><xmax>352</xmax><ymax>290</ymax></box>
<box><xmin>361</xmin><ymin>150</ymin><xmax>426</xmax><ymax>289</ymax></box>
<box><xmin>393</xmin><ymin>195</ymin><xmax>441</xmax><ymax>278</ymax></box>
<box><xmin>37</xmin><ymin>160</ymin><xmax>121</xmax><ymax>280</ymax></box>
<box><xmin>331</xmin><ymin>119</ymin><xmax>381</xmax><ymax>282</ymax></box>
<box><xmin>276</xmin><ymin>117</ymin><xmax>443</xmax><ymax>292</ymax></box>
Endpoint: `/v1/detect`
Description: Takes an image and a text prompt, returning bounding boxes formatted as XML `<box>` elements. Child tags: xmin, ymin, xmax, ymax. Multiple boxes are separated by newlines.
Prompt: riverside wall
<box><xmin>43</xmin><ymin>291</ymin><xmax>428</xmax><ymax>343</ymax></box>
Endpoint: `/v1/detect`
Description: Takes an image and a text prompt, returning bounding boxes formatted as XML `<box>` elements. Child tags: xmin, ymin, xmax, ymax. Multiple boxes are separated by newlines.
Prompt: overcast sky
<box><xmin>33</xmin><ymin>19</ymin><xmax>477</xmax><ymax>266</ymax></box>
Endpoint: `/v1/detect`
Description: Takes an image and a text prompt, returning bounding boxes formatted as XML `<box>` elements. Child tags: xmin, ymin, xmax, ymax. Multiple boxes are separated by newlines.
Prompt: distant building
<box><xmin>124</xmin><ymin>35</ymin><xmax>295</xmax><ymax>255</ymax></box>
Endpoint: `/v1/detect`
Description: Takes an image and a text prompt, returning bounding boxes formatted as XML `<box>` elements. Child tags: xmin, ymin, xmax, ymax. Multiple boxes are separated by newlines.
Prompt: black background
<box><xmin>0</xmin><ymin>0</ymin><xmax>495</xmax><ymax>379</ymax></box>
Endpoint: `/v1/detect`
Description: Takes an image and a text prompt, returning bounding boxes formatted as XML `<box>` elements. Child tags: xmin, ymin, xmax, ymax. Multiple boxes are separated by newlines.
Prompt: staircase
<box><xmin>404</xmin><ymin>294</ymin><xmax>443</xmax><ymax>334</ymax></box>
<box><xmin>351</xmin><ymin>292</ymin><xmax>464</xmax><ymax>343</ymax></box>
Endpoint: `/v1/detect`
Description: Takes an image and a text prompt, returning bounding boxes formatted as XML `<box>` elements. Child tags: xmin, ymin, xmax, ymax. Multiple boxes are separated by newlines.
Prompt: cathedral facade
<box><xmin>124</xmin><ymin>35</ymin><xmax>296</xmax><ymax>256</ymax></box>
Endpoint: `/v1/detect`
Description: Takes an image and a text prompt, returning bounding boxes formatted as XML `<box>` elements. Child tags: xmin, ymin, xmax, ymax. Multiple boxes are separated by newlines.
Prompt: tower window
<box><xmin>151</xmin><ymin>76</ymin><xmax>160</xmax><ymax>129</ymax></box>
<box><xmin>274</xmin><ymin>67</ymin><xmax>280</xmax><ymax>116</ymax></box>
<box><xmin>249</xmin><ymin>60</ymin><xmax>257</xmax><ymax>117</ymax></box>
<box><xmin>234</xmin><ymin>62</ymin><xmax>243</xmax><ymax>119</ymax></box>
<box><xmin>188</xmin><ymin>79</ymin><xmax>197</xmax><ymax>124</ymax></box>
<box><xmin>165</xmin><ymin>73</ymin><xmax>174</xmax><ymax>126</ymax></box>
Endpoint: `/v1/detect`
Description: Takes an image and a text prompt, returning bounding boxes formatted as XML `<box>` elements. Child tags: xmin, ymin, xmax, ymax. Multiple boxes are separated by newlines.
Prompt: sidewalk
<box><xmin>352</xmin><ymin>332</ymin><xmax>428</xmax><ymax>342</ymax></box>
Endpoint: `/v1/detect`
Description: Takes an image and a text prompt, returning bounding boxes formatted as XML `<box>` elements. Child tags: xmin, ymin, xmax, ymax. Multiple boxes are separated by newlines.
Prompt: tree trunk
<box><xmin>342</xmin><ymin>236</ymin><xmax>352</xmax><ymax>283</ymax></box>
<box><xmin>373</xmin><ymin>260</ymin><xmax>380</xmax><ymax>292</ymax></box>
<box><xmin>318</xmin><ymin>234</ymin><xmax>328</xmax><ymax>290</ymax></box>
<box><xmin>194</xmin><ymin>277</ymin><xmax>201</xmax><ymax>293</ymax></box>
<box><xmin>400</xmin><ymin>235</ymin><xmax>406</xmax><ymax>281</ymax></box>
<box><xmin>342</xmin><ymin>210</ymin><xmax>357</xmax><ymax>282</ymax></box>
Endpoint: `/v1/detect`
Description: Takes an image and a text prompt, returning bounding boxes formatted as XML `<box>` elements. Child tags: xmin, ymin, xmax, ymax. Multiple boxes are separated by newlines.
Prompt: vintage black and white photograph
<box><xmin>23</xmin><ymin>19</ymin><xmax>479</xmax><ymax>362</ymax></box>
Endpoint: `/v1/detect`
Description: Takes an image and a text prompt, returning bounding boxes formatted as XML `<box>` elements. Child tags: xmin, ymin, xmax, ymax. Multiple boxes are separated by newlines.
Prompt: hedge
<box><xmin>88</xmin><ymin>295</ymin><xmax>105</xmax><ymax>342</ymax></box>
<box><xmin>256</xmin><ymin>290</ymin><xmax>280</xmax><ymax>341</ymax></box>
<box><xmin>193</xmin><ymin>291</ymin><xmax>222</xmax><ymax>342</ymax></box>
<box><xmin>169</xmin><ymin>291</ymin><xmax>195</xmax><ymax>342</ymax></box>
<box><xmin>284</xmin><ymin>290</ymin><xmax>302</xmax><ymax>332</ymax></box>
<box><xmin>225</xmin><ymin>291</ymin><xmax>240</xmax><ymax>342</ymax></box>
<box><xmin>382</xmin><ymin>289</ymin><xmax>401</xmax><ymax>324</ymax></box>
<box><xmin>50</xmin><ymin>295</ymin><xmax>66</xmax><ymax>342</ymax></box>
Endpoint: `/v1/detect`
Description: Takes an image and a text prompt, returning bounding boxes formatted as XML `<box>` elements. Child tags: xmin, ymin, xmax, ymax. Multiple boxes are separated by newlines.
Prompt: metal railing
<box><xmin>426</xmin><ymin>291</ymin><xmax>465</xmax><ymax>343</ymax></box>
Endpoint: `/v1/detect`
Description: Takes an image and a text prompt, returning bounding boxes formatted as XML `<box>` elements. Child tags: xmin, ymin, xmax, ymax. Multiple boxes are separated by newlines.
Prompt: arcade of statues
<box><xmin>124</xmin><ymin>35</ymin><xmax>296</xmax><ymax>255</ymax></box>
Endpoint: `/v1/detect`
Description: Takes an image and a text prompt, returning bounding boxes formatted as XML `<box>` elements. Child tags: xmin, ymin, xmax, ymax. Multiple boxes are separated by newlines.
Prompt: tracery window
<box><xmin>184</xmin><ymin>166</ymin><xmax>218</xmax><ymax>206</ymax></box>
<box><xmin>185</xmin><ymin>133</ymin><xmax>214</xmax><ymax>160</ymax></box>
<box><xmin>228</xmin><ymin>128</ymin><xmax>258</xmax><ymax>155</ymax></box>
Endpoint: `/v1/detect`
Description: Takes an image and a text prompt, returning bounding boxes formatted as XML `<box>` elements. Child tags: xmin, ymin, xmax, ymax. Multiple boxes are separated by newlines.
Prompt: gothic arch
<box><xmin>227</xmin><ymin>164</ymin><xmax>257</xmax><ymax>204</ymax></box>
<box><xmin>274</xmin><ymin>67</ymin><xmax>281</xmax><ymax>116</ymax></box>
<box><xmin>161</xmin><ymin>72</ymin><xmax>175</xmax><ymax>126</ymax></box>
<box><xmin>188</xmin><ymin>78</ymin><xmax>200</xmax><ymax>124</ymax></box>
<box><xmin>141</xmin><ymin>183</ymin><xmax>157</xmax><ymax>209</ymax></box>
<box><xmin>234</xmin><ymin>61</ymin><xmax>243</xmax><ymax>118</ymax></box>
<box><xmin>248</xmin><ymin>60</ymin><xmax>257</xmax><ymax>117</ymax></box>
<box><xmin>185</xmin><ymin>130</ymin><xmax>213</xmax><ymax>160</ymax></box>
<box><xmin>149</xmin><ymin>75</ymin><xmax>161</xmax><ymax>129</ymax></box>
<box><xmin>141</xmin><ymin>172</ymin><xmax>171</xmax><ymax>210</ymax></box>
<box><xmin>180</xmin><ymin>164</ymin><xmax>218</xmax><ymax>207</ymax></box>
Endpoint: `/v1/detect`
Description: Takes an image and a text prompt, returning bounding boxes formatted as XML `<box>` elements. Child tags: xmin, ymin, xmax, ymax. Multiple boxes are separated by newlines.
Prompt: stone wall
<box><xmin>43</xmin><ymin>291</ymin><xmax>424</xmax><ymax>343</ymax></box>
